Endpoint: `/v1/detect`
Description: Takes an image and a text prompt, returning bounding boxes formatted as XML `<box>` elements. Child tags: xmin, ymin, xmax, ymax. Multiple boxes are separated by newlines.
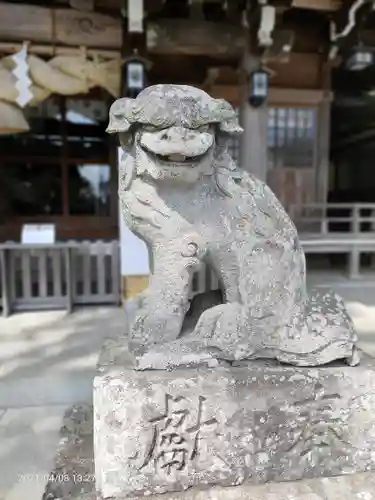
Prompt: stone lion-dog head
<box><xmin>107</xmin><ymin>84</ymin><xmax>243</xmax><ymax>195</ymax></box>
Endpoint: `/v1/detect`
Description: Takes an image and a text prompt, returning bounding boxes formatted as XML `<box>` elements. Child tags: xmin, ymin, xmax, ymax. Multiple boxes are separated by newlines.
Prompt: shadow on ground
<box><xmin>0</xmin><ymin>306</ymin><xmax>127</xmax><ymax>382</ymax></box>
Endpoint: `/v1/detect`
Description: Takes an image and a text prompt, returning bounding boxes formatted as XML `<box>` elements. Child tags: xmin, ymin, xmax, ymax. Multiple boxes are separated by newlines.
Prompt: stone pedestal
<box><xmin>94</xmin><ymin>343</ymin><xmax>375</xmax><ymax>500</ymax></box>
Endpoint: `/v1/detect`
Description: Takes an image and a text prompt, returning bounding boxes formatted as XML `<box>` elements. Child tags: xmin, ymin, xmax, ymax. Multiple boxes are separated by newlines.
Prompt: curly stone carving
<box><xmin>107</xmin><ymin>84</ymin><xmax>359</xmax><ymax>370</ymax></box>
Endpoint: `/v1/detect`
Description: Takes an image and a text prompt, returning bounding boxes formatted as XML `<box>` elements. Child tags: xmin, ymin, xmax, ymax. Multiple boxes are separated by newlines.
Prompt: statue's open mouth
<box><xmin>140</xmin><ymin>144</ymin><xmax>209</xmax><ymax>165</ymax></box>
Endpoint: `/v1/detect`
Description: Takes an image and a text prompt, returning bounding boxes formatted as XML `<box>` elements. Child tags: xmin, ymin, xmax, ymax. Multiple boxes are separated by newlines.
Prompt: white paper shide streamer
<box><xmin>127</xmin><ymin>0</ymin><xmax>144</xmax><ymax>33</ymax></box>
<box><xmin>11</xmin><ymin>44</ymin><xmax>33</xmax><ymax>108</ymax></box>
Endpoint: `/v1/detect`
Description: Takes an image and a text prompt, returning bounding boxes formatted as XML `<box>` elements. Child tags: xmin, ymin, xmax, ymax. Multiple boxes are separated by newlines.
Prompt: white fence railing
<box><xmin>290</xmin><ymin>203</ymin><xmax>375</xmax><ymax>234</ymax></box>
<box><xmin>2</xmin><ymin>204</ymin><xmax>375</xmax><ymax>316</ymax></box>
<box><xmin>0</xmin><ymin>241</ymin><xmax>120</xmax><ymax>317</ymax></box>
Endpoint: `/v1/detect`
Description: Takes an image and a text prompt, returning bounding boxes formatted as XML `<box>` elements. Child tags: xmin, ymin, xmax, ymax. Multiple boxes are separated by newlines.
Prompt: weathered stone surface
<box><xmin>107</xmin><ymin>84</ymin><xmax>359</xmax><ymax>369</ymax></box>
<box><xmin>42</xmin><ymin>404</ymin><xmax>95</xmax><ymax>500</ymax></box>
<box><xmin>43</xmin><ymin>401</ymin><xmax>375</xmax><ymax>500</ymax></box>
<box><xmin>94</xmin><ymin>355</ymin><xmax>375</xmax><ymax>499</ymax></box>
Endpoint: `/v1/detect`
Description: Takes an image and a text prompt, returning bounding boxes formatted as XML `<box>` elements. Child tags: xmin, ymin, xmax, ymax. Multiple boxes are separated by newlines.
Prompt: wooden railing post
<box><xmin>64</xmin><ymin>246</ymin><xmax>74</xmax><ymax>314</ymax></box>
<box><xmin>351</xmin><ymin>205</ymin><xmax>361</xmax><ymax>234</ymax></box>
<box><xmin>348</xmin><ymin>245</ymin><xmax>360</xmax><ymax>279</ymax></box>
<box><xmin>319</xmin><ymin>204</ymin><xmax>328</xmax><ymax>234</ymax></box>
<box><xmin>0</xmin><ymin>248</ymin><xmax>11</xmax><ymax>317</ymax></box>
<box><xmin>111</xmin><ymin>241</ymin><xmax>121</xmax><ymax>304</ymax></box>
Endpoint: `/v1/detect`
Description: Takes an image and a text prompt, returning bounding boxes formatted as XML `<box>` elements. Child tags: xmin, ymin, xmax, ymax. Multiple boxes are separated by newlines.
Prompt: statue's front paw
<box><xmin>193</xmin><ymin>303</ymin><xmax>242</xmax><ymax>344</ymax></box>
<box><xmin>130</xmin><ymin>306</ymin><xmax>185</xmax><ymax>346</ymax></box>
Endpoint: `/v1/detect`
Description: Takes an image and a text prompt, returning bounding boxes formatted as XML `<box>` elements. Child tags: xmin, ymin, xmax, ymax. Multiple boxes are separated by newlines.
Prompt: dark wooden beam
<box><xmin>0</xmin><ymin>2</ymin><xmax>122</xmax><ymax>48</ymax></box>
<box><xmin>69</xmin><ymin>0</ymin><xmax>94</xmax><ymax>11</ymax></box>
<box><xmin>291</xmin><ymin>0</ymin><xmax>341</xmax><ymax>11</ymax></box>
<box><xmin>268</xmin><ymin>52</ymin><xmax>325</xmax><ymax>89</ymax></box>
<box><xmin>268</xmin><ymin>87</ymin><xmax>331</xmax><ymax>105</ymax></box>
<box><xmin>209</xmin><ymin>84</ymin><xmax>242</xmax><ymax>105</ymax></box>
<box><xmin>0</xmin><ymin>1</ymin><xmax>331</xmax><ymax>64</ymax></box>
<box><xmin>146</xmin><ymin>19</ymin><xmax>246</xmax><ymax>58</ymax></box>
<box><xmin>263</xmin><ymin>30</ymin><xmax>295</xmax><ymax>63</ymax></box>
<box><xmin>0</xmin><ymin>2</ymin><xmax>247</xmax><ymax>57</ymax></box>
<box><xmin>55</xmin><ymin>0</ymin><xmax>164</xmax><ymax>14</ymax></box>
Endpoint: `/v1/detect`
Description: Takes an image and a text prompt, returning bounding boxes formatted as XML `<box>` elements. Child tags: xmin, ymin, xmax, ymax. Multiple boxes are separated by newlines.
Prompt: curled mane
<box><xmin>107</xmin><ymin>84</ymin><xmax>243</xmax><ymax>140</ymax></box>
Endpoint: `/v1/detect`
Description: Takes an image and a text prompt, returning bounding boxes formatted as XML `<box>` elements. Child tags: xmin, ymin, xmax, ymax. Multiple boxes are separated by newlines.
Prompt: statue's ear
<box><xmin>213</xmin><ymin>99</ymin><xmax>243</xmax><ymax>135</ymax></box>
<box><xmin>219</xmin><ymin>119</ymin><xmax>243</xmax><ymax>135</ymax></box>
<box><xmin>106</xmin><ymin>97</ymin><xmax>134</xmax><ymax>134</ymax></box>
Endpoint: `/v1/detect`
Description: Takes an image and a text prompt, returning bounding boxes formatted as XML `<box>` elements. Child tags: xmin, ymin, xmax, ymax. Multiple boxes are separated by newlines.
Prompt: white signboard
<box><xmin>21</xmin><ymin>224</ymin><xmax>56</xmax><ymax>245</ymax></box>
<box><xmin>118</xmin><ymin>148</ymin><xmax>149</xmax><ymax>276</ymax></box>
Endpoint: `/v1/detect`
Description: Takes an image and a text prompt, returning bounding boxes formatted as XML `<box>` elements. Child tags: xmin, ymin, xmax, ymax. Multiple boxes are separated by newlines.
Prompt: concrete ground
<box><xmin>0</xmin><ymin>275</ymin><xmax>375</xmax><ymax>500</ymax></box>
<box><xmin>0</xmin><ymin>306</ymin><xmax>127</xmax><ymax>500</ymax></box>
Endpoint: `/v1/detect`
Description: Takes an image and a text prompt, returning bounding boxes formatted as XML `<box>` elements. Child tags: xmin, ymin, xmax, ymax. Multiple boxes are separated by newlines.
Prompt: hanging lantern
<box><xmin>122</xmin><ymin>57</ymin><xmax>145</xmax><ymax>98</ymax></box>
<box><xmin>249</xmin><ymin>68</ymin><xmax>269</xmax><ymax>108</ymax></box>
<box><xmin>121</xmin><ymin>54</ymin><xmax>152</xmax><ymax>98</ymax></box>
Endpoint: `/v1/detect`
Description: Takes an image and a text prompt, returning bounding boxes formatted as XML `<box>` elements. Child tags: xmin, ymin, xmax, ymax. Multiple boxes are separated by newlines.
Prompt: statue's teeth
<box><xmin>168</xmin><ymin>154</ymin><xmax>186</xmax><ymax>162</ymax></box>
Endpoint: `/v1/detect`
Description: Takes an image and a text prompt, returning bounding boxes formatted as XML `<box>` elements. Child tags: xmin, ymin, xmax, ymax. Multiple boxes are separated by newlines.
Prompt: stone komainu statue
<box><xmin>107</xmin><ymin>84</ymin><xmax>359</xmax><ymax>370</ymax></box>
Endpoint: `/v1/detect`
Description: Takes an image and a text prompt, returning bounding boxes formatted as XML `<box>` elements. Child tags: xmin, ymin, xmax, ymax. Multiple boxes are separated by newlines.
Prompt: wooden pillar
<box><xmin>239</xmin><ymin>55</ymin><xmax>268</xmax><ymax>182</ymax></box>
<box><xmin>315</xmin><ymin>98</ymin><xmax>331</xmax><ymax>203</ymax></box>
<box><xmin>315</xmin><ymin>63</ymin><xmax>332</xmax><ymax>203</ymax></box>
<box><xmin>239</xmin><ymin>102</ymin><xmax>268</xmax><ymax>182</ymax></box>
<box><xmin>64</xmin><ymin>246</ymin><xmax>74</xmax><ymax>314</ymax></box>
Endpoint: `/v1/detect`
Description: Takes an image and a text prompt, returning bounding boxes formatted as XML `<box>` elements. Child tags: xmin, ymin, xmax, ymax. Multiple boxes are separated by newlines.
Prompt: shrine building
<box><xmin>0</xmin><ymin>0</ymin><xmax>374</xmax><ymax>301</ymax></box>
